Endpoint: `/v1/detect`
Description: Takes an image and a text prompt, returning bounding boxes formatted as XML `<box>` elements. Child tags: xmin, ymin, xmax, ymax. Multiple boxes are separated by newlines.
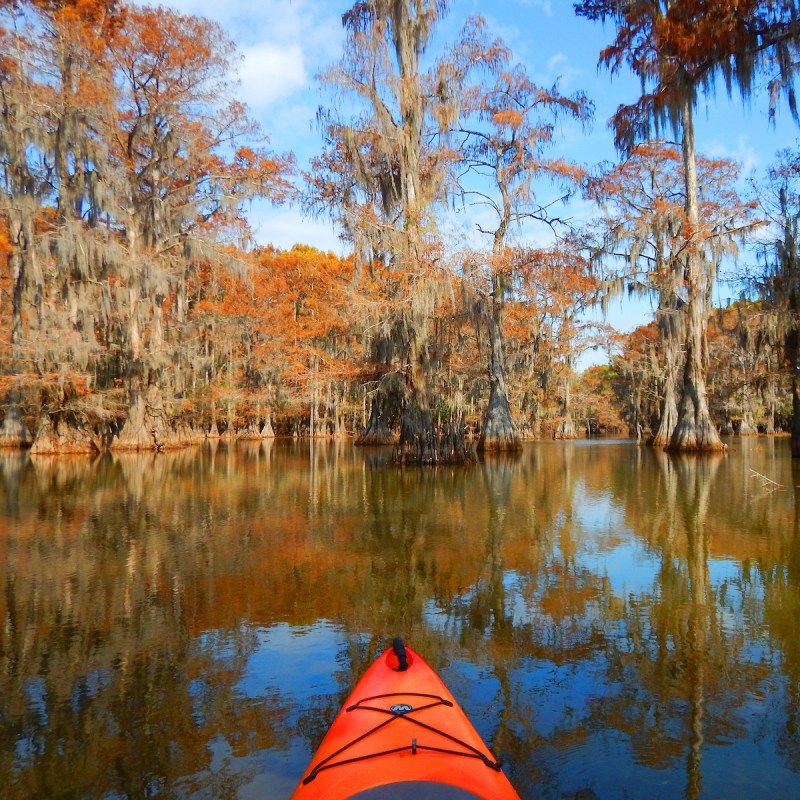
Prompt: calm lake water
<box><xmin>1</xmin><ymin>438</ymin><xmax>798</xmax><ymax>799</ymax></box>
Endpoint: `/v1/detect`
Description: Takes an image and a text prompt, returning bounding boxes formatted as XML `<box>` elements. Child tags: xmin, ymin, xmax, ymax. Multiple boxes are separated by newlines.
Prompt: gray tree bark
<box><xmin>668</xmin><ymin>99</ymin><xmax>725</xmax><ymax>452</ymax></box>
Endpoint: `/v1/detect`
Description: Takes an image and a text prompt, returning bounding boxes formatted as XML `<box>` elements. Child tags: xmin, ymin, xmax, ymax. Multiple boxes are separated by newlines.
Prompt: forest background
<box><xmin>1</xmin><ymin>0</ymin><xmax>799</xmax><ymax>458</ymax></box>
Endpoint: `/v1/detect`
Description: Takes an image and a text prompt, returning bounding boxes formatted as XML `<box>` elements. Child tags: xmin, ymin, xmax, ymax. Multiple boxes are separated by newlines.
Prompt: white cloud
<box><xmin>703</xmin><ymin>136</ymin><xmax>761</xmax><ymax>179</ymax></box>
<box><xmin>238</xmin><ymin>43</ymin><xmax>307</xmax><ymax>111</ymax></box>
<box><xmin>132</xmin><ymin>1</ymin><xmax>342</xmax><ymax>67</ymax></box>
<box><xmin>138</xmin><ymin>0</ymin><xmax>299</xmax><ymax>40</ymax></box>
<box><xmin>521</xmin><ymin>0</ymin><xmax>554</xmax><ymax>16</ymax></box>
<box><xmin>544</xmin><ymin>52</ymin><xmax>581</xmax><ymax>90</ymax></box>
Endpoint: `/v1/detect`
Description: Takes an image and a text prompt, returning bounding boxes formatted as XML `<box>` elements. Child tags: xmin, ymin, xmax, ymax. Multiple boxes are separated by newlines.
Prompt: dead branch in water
<box><xmin>749</xmin><ymin>469</ymin><xmax>785</xmax><ymax>492</ymax></box>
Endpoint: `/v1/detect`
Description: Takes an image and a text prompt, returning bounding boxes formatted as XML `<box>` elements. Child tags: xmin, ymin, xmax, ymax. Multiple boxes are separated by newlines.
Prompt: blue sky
<box><xmin>143</xmin><ymin>0</ymin><xmax>798</xmax><ymax>352</ymax></box>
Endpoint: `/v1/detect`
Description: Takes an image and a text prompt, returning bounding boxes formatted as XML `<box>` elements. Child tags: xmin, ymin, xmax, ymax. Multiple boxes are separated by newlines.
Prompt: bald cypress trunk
<box><xmin>651</xmin><ymin>368</ymin><xmax>679</xmax><ymax>447</ymax></box>
<box><xmin>1</xmin><ymin>224</ymin><xmax>34</xmax><ymax>447</ymax></box>
<box><xmin>260</xmin><ymin>409</ymin><xmax>275</xmax><ymax>439</ymax></box>
<box><xmin>394</xmin><ymin>335</ymin><xmax>472</xmax><ymax>464</ymax></box>
<box><xmin>478</xmin><ymin>273</ymin><xmax>522</xmax><ymax>453</ymax></box>
<box><xmin>396</xmin><ymin>337</ymin><xmax>434</xmax><ymax>462</ymax></box>
<box><xmin>0</xmin><ymin>199</ymin><xmax>38</xmax><ymax>450</ymax></box>
<box><xmin>30</xmin><ymin>414</ymin><xmax>101</xmax><ymax>454</ymax></box>
<box><xmin>668</xmin><ymin>99</ymin><xmax>724</xmax><ymax>453</ymax></box>
<box><xmin>111</xmin><ymin>379</ymin><xmax>172</xmax><ymax>451</ymax></box>
<box><xmin>0</xmin><ymin>396</ymin><xmax>32</xmax><ymax>449</ymax></box>
<box><xmin>786</xmin><ymin>216</ymin><xmax>800</xmax><ymax>456</ymax></box>
<box><xmin>357</xmin><ymin>393</ymin><xmax>395</xmax><ymax>445</ymax></box>
<box><xmin>789</xmin><ymin>329</ymin><xmax>800</xmax><ymax>458</ymax></box>
<box><xmin>650</xmin><ymin>295</ymin><xmax>681</xmax><ymax>447</ymax></box>
<box><xmin>554</xmin><ymin>371</ymin><xmax>578</xmax><ymax>440</ymax></box>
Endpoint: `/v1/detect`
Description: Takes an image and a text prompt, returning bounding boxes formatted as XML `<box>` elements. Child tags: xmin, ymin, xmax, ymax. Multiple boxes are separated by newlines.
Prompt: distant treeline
<box><xmin>1</xmin><ymin>1</ymin><xmax>799</xmax><ymax>456</ymax></box>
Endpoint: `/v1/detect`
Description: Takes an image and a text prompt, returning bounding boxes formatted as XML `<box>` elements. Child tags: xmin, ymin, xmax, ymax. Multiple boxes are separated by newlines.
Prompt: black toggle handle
<box><xmin>392</xmin><ymin>636</ymin><xmax>409</xmax><ymax>671</ymax></box>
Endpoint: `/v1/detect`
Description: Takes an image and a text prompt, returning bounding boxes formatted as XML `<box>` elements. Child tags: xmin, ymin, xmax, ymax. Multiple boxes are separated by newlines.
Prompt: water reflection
<box><xmin>0</xmin><ymin>440</ymin><xmax>798</xmax><ymax>798</ymax></box>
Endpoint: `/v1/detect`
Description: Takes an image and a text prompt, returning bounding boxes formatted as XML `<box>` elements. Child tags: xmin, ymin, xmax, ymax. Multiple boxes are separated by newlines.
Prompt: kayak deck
<box><xmin>291</xmin><ymin>640</ymin><xmax>520</xmax><ymax>800</ymax></box>
<box><xmin>348</xmin><ymin>781</ymin><xmax>485</xmax><ymax>799</ymax></box>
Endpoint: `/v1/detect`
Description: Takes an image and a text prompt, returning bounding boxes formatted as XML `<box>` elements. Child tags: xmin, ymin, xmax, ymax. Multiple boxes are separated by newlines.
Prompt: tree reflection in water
<box><xmin>0</xmin><ymin>439</ymin><xmax>798</xmax><ymax>799</ymax></box>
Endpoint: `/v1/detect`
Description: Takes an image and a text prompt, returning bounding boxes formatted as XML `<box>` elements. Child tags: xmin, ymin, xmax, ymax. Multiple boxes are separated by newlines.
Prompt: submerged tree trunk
<box><xmin>669</xmin><ymin>304</ymin><xmax>724</xmax><ymax>451</ymax></box>
<box><xmin>260</xmin><ymin>409</ymin><xmax>275</xmax><ymax>439</ymax></box>
<box><xmin>738</xmin><ymin>413</ymin><xmax>758</xmax><ymax>436</ymax></box>
<box><xmin>668</xmin><ymin>99</ymin><xmax>724</xmax><ymax>453</ymax></box>
<box><xmin>111</xmin><ymin>379</ymin><xmax>172</xmax><ymax>451</ymax></box>
<box><xmin>30</xmin><ymin>414</ymin><xmax>101</xmax><ymax>455</ymax></box>
<box><xmin>737</xmin><ymin>375</ymin><xmax>759</xmax><ymax>435</ymax></box>
<box><xmin>650</xmin><ymin>304</ymin><xmax>681</xmax><ymax>448</ymax></box>
<box><xmin>221</xmin><ymin>402</ymin><xmax>236</xmax><ymax>439</ymax></box>
<box><xmin>0</xmin><ymin>394</ymin><xmax>32</xmax><ymax>448</ymax></box>
<box><xmin>555</xmin><ymin>417</ymin><xmax>577</xmax><ymax>439</ymax></box>
<box><xmin>172</xmin><ymin>421</ymin><xmax>204</xmax><ymax>447</ymax></box>
<box><xmin>478</xmin><ymin>283</ymin><xmax>522</xmax><ymax>453</ymax></box>
<box><xmin>238</xmin><ymin>419</ymin><xmax>262</xmax><ymax>441</ymax></box>
<box><xmin>396</xmin><ymin>404</ymin><xmax>471</xmax><ymax>465</ymax></box>
<box><xmin>554</xmin><ymin>373</ymin><xmax>578</xmax><ymax>440</ymax></box>
<box><xmin>208</xmin><ymin>403</ymin><xmax>221</xmax><ymax>439</ymax></box>
<box><xmin>1</xmin><ymin>215</ymin><xmax>37</xmax><ymax>449</ymax></box>
<box><xmin>790</xmin><ymin>328</ymin><xmax>800</xmax><ymax>458</ymax></box>
<box><xmin>395</xmin><ymin>340</ymin><xmax>435</xmax><ymax>462</ymax></box>
<box><xmin>236</xmin><ymin>404</ymin><xmax>265</xmax><ymax>441</ymax></box>
<box><xmin>479</xmin><ymin>379</ymin><xmax>522</xmax><ymax>451</ymax></box>
<box><xmin>651</xmin><ymin>371</ymin><xmax>679</xmax><ymax>447</ymax></box>
<box><xmin>394</xmin><ymin>338</ymin><xmax>473</xmax><ymax>464</ymax></box>
<box><xmin>357</xmin><ymin>392</ymin><xmax>395</xmax><ymax>446</ymax></box>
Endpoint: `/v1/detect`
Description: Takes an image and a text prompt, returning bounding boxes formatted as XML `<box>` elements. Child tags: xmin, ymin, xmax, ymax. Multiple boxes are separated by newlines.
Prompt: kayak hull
<box><xmin>290</xmin><ymin>643</ymin><xmax>520</xmax><ymax>800</ymax></box>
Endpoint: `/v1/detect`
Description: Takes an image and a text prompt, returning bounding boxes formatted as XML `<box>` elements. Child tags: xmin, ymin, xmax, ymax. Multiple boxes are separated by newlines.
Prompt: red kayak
<box><xmin>291</xmin><ymin>639</ymin><xmax>521</xmax><ymax>799</ymax></box>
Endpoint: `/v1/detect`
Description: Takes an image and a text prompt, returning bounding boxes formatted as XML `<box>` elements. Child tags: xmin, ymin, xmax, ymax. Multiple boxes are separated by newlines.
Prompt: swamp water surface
<box><xmin>0</xmin><ymin>438</ymin><xmax>798</xmax><ymax>799</ymax></box>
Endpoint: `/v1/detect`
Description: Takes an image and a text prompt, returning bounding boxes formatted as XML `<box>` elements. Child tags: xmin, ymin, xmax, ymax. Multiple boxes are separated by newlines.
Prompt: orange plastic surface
<box><xmin>290</xmin><ymin>646</ymin><xmax>521</xmax><ymax>800</ymax></box>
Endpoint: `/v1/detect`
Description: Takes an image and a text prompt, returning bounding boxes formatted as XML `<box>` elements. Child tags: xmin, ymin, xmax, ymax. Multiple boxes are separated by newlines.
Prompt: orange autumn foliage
<box><xmin>192</xmin><ymin>245</ymin><xmax>359</xmax><ymax>414</ymax></box>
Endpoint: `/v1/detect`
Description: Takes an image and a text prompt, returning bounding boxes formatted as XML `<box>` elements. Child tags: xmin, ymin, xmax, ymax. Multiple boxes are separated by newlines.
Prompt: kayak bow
<box><xmin>290</xmin><ymin>638</ymin><xmax>520</xmax><ymax>800</ymax></box>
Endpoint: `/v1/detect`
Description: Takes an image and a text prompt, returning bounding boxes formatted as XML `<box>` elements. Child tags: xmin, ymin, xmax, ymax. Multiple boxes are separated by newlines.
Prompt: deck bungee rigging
<box><xmin>291</xmin><ymin>638</ymin><xmax>520</xmax><ymax>800</ymax></box>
